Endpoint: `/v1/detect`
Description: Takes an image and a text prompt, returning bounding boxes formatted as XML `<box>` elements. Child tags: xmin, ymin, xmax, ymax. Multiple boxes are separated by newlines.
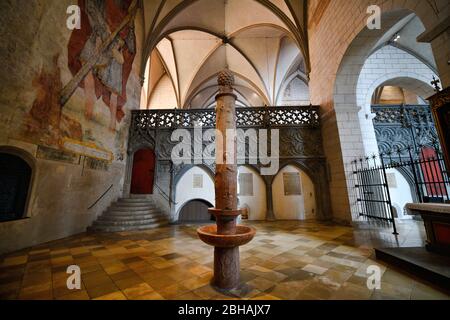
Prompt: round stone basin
<box><xmin>197</xmin><ymin>225</ymin><xmax>256</xmax><ymax>248</ymax></box>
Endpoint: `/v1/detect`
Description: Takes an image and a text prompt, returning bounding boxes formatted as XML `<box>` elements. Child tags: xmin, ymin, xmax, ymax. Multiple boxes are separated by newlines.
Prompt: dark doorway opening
<box><xmin>178</xmin><ymin>199</ymin><xmax>214</xmax><ymax>223</ymax></box>
<box><xmin>0</xmin><ymin>153</ymin><xmax>32</xmax><ymax>222</ymax></box>
<box><xmin>130</xmin><ymin>149</ymin><xmax>155</xmax><ymax>194</ymax></box>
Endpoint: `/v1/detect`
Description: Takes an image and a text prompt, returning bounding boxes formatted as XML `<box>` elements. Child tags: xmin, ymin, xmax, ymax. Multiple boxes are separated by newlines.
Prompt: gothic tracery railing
<box><xmin>372</xmin><ymin>104</ymin><xmax>434</xmax><ymax>125</ymax></box>
<box><xmin>371</xmin><ymin>104</ymin><xmax>439</xmax><ymax>154</ymax></box>
<box><xmin>131</xmin><ymin>106</ymin><xmax>320</xmax><ymax>130</ymax></box>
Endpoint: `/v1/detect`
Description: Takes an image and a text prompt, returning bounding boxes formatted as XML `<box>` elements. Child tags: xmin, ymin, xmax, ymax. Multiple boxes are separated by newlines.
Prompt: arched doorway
<box><xmin>0</xmin><ymin>153</ymin><xmax>32</xmax><ymax>222</ymax></box>
<box><xmin>178</xmin><ymin>199</ymin><xmax>214</xmax><ymax>223</ymax></box>
<box><xmin>130</xmin><ymin>149</ymin><xmax>155</xmax><ymax>194</ymax></box>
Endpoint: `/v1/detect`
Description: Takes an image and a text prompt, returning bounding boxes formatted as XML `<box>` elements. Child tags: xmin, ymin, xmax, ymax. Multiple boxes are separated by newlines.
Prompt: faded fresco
<box><xmin>15</xmin><ymin>0</ymin><xmax>137</xmax><ymax>160</ymax></box>
<box><xmin>23</xmin><ymin>54</ymin><xmax>83</xmax><ymax>147</ymax></box>
<box><xmin>68</xmin><ymin>0</ymin><xmax>136</xmax><ymax>131</ymax></box>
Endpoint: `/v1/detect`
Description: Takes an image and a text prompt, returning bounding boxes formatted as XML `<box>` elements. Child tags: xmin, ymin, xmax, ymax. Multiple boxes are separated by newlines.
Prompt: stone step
<box><xmin>109</xmin><ymin>203</ymin><xmax>157</xmax><ymax>210</ymax></box>
<box><xmin>129</xmin><ymin>194</ymin><xmax>153</xmax><ymax>199</ymax></box>
<box><xmin>93</xmin><ymin>218</ymin><xmax>166</xmax><ymax>227</ymax></box>
<box><xmin>111</xmin><ymin>202</ymin><xmax>156</xmax><ymax>210</ymax></box>
<box><xmin>114</xmin><ymin>203</ymin><xmax>156</xmax><ymax>208</ymax></box>
<box><xmin>105</xmin><ymin>209</ymin><xmax>160</xmax><ymax>216</ymax></box>
<box><xmin>116</xmin><ymin>199</ymin><xmax>155</xmax><ymax>205</ymax></box>
<box><xmin>98</xmin><ymin>214</ymin><xmax>164</xmax><ymax>222</ymax></box>
<box><xmin>87</xmin><ymin>222</ymin><xmax>168</xmax><ymax>233</ymax></box>
<box><xmin>89</xmin><ymin>196</ymin><xmax>168</xmax><ymax>233</ymax></box>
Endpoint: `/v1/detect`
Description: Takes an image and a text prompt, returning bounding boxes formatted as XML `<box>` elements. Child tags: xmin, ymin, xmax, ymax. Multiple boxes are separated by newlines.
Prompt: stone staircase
<box><xmin>88</xmin><ymin>195</ymin><xmax>169</xmax><ymax>232</ymax></box>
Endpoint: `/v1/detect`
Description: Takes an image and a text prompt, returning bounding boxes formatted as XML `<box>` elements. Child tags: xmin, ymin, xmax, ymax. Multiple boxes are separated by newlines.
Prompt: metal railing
<box><xmin>372</xmin><ymin>104</ymin><xmax>434</xmax><ymax>126</ymax></box>
<box><xmin>371</xmin><ymin>104</ymin><xmax>438</xmax><ymax>153</ymax></box>
<box><xmin>352</xmin><ymin>143</ymin><xmax>450</xmax><ymax>234</ymax></box>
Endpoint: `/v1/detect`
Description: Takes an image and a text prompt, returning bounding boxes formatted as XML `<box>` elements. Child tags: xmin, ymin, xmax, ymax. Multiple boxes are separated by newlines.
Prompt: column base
<box><xmin>212</xmin><ymin>246</ymin><xmax>240</xmax><ymax>290</ymax></box>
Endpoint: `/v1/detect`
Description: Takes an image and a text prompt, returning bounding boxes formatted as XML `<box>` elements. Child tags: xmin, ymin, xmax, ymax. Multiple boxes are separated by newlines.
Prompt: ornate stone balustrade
<box><xmin>131</xmin><ymin>106</ymin><xmax>320</xmax><ymax>130</ymax></box>
<box><xmin>125</xmin><ymin>106</ymin><xmax>331</xmax><ymax>222</ymax></box>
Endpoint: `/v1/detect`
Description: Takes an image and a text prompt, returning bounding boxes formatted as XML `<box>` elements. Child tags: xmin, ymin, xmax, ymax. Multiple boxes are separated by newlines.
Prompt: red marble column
<box><xmin>212</xmin><ymin>70</ymin><xmax>240</xmax><ymax>289</ymax></box>
<box><xmin>197</xmin><ymin>70</ymin><xmax>255</xmax><ymax>291</ymax></box>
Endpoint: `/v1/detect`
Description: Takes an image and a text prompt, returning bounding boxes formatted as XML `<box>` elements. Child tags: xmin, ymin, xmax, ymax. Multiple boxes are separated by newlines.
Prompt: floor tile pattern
<box><xmin>0</xmin><ymin>220</ymin><xmax>448</xmax><ymax>300</ymax></box>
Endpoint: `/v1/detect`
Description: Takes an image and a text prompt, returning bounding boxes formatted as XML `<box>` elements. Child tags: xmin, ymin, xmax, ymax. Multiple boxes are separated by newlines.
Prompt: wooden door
<box><xmin>130</xmin><ymin>149</ymin><xmax>155</xmax><ymax>194</ymax></box>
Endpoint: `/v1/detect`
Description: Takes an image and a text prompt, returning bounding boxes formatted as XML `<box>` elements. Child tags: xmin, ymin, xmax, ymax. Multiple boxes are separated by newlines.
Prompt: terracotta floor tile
<box><xmin>114</xmin><ymin>276</ymin><xmax>144</xmax><ymax>291</ymax></box>
<box><xmin>123</xmin><ymin>283</ymin><xmax>154</xmax><ymax>299</ymax></box>
<box><xmin>246</xmin><ymin>277</ymin><xmax>276</xmax><ymax>292</ymax></box>
<box><xmin>146</xmin><ymin>275</ymin><xmax>178</xmax><ymax>290</ymax></box>
<box><xmin>94</xmin><ymin>291</ymin><xmax>127</xmax><ymax>300</ymax></box>
<box><xmin>18</xmin><ymin>288</ymin><xmax>53</xmax><ymax>300</ymax></box>
<box><xmin>0</xmin><ymin>220</ymin><xmax>447</xmax><ymax>300</ymax></box>
<box><xmin>158</xmin><ymin>283</ymin><xmax>191</xmax><ymax>299</ymax></box>
<box><xmin>135</xmin><ymin>291</ymin><xmax>164</xmax><ymax>300</ymax></box>
<box><xmin>57</xmin><ymin>290</ymin><xmax>90</xmax><ymax>300</ymax></box>
<box><xmin>86</xmin><ymin>282</ymin><xmax>119</xmax><ymax>299</ymax></box>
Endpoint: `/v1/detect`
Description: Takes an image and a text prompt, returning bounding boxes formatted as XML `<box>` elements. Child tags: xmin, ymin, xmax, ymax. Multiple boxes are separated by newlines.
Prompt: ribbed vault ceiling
<box><xmin>140</xmin><ymin>0</ymin><xmax>308</xmax><ymax>109</ymax></box>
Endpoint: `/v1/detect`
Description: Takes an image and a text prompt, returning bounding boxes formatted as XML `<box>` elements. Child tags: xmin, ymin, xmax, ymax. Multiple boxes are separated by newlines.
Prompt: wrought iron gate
<box><xmin>352</xmin><ymin>155</ymin><xmax>398</xmax><ymax>234</ymax></box>
<box><xmin>353</xmin><ymin>143</ymin><xmax>450</xmax><ymax>234</ymax></box>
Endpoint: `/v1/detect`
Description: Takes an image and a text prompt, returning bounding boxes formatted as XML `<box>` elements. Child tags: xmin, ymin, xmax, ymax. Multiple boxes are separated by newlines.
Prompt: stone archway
<box><xmin>325</xmin><ymin>9</ymin><xmax>440</xmax><ymax>222</ymax></box>
<box><xmin>356</xmin><ymin>45</ymin><xmax>438</xmax><ymax>156</ymax></box>
<box><xmin>0</xmin><ymin>147</ymin><xmax>35</xmax><ymax>222</ymax></box>
<box><xmin>178</xmin><ymin>199</ymin><xmax>214</xmax><ymax>223</ymax></box>
<box><xmin>173</xmin><ymin>165</ymin><xmax>216</xmax><ymax>221</ymax></box>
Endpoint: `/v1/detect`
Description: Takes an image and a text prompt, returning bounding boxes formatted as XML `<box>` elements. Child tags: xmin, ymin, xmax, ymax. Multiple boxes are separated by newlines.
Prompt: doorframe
<box><xmin>0</xmin><ymin>146</ymin><xmax>37</xmax><ymax>220</ymax></box>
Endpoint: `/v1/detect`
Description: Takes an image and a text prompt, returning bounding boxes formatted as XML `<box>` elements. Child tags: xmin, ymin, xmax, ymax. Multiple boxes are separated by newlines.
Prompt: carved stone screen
<box><xmin>238</xmin><ymin>173</ymin><xmax>253</xmax><ymax>196</ymax></box>
<box><xmin>283</xmin><ymin>172</ymin><xmax>302</xmax><ymax>195</ymax></box>
<box><xmin>193</xmin><ymin>174</ymin><xmax>203</xmax><ymax>188</ymax></box>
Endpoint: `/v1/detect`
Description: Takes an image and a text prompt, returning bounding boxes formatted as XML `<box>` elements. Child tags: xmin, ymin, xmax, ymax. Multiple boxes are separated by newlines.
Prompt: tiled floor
<box><xmin>0</xmin><ymin>220</ymin><xmax>448</xmax><ymax>300</ymax></box>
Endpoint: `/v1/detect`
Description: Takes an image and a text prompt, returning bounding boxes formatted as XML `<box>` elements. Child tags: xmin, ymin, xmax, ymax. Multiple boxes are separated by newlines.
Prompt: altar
<box><xmin>406</xmin><ymin>203</ymin><xmax>450</xmax><ymax>256</ymax></box>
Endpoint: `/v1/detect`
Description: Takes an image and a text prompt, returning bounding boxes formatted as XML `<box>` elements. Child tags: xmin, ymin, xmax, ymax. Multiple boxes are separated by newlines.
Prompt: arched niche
<box><xmin>174</xmin><ymin>166</ymin><xmax>215</xmax><ymax>221</ymax></box>
<box><xmin>237</xmin><ymin>165</ymin><xmax>267</xmax><ymax>220</ymax></box>
<box><xmin>0</xmin><ymin>146</ymin><xmax>37</xmax><ymax>221</ymax></box>
<box><xmin>271</xmin><ymin>164</ymin><xmax>316</xmax><ymax>220</ymax></box>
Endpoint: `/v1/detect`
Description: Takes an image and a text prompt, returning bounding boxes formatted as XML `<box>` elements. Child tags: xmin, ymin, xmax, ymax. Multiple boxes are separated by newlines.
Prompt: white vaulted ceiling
<box><xmin>139</xmin><ymin>0</ymin><xmax>309</xmax><ymax>109</ymax></box>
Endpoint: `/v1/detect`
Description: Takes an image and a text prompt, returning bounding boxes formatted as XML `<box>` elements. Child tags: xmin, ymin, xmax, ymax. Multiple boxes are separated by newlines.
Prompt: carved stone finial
<box><xmin>217</xmin><ymin>69</ymin><xmax>235</xmax><ymax>87</ymax></box>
